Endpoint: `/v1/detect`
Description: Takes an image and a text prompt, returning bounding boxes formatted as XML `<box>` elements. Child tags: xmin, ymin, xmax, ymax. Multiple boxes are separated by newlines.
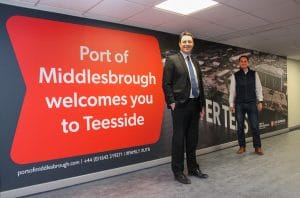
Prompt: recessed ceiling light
<box><xmin>155</xmin><ymin>0</ymin><xmax>218</xmax><ymax>15</ymax></box>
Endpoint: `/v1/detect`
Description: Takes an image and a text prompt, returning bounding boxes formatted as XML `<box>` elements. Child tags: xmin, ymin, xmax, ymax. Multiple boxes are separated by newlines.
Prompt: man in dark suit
<box><xmin>162</xmin><ymin>31</ymin><xmax>208</xmax><ymax>184</ymax></box>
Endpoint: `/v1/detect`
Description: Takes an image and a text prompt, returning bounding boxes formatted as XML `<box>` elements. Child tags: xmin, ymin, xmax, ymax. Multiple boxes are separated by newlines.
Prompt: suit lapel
<box><xmin>177</xmin><ymin>53</ymin><xmax>189</xmax><ymax>75</ymax></box>
<box><xmin>191</xmin><ymin>57</ymin><xmax>201</xmax><ymax>79</ymax></box>
<box><xmin>191</xmin><ymin>58</ymin><xmax>200</xmax><ymax>77</ymax></box>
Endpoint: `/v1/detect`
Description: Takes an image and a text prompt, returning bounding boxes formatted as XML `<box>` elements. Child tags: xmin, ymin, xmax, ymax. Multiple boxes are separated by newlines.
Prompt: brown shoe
<box><xmin>255</xmin><ymin>147</ymin><xmax>264</xmax><ymax>155</ymax></box>
<box><xmin>237</xmin><ymin>147</ymin><xmax>246</xmax><ymax>154</ymax></box>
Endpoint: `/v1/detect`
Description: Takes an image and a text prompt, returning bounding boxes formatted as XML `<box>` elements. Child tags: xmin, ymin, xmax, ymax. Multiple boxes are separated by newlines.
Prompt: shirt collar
<box><xmin>180</xmin><ymin>51</ymin><xmax>190</xmax><ymax>59</ymax></box>
<box><xmin>240</xmin><ymin>67</ymin><xmax>249</xmax><ymax>74</ymax></box>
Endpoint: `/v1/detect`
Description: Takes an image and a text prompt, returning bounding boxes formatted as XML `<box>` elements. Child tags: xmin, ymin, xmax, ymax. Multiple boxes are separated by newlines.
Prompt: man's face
<box><xmin>179</xmin><ymin>35</ymin><xmax>194</xmax><ymax>54</ymax></box>
<box><xmin>239</xmin><ymin>57</ymin><xmax>249</xmax><ymax>69</ymax></box>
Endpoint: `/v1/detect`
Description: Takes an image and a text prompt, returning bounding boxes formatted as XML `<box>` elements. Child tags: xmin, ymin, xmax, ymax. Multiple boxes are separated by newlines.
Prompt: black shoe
<box><xmin>188</xmin><ymin>169</ymin><xmax>208</xmax><ymax>179</ymax></box>
<box><xmin>174</xmin><ymin>173</ymin><xmax>191</xmax><ymax>184</ymax></box>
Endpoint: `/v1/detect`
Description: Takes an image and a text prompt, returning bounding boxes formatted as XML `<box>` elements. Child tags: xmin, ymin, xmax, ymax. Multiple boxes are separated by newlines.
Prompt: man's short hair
<box><xmin>179</xmin><ymin>31</ymin><xmax>194</xmax><ymax>42</ymax></box>
<box><xmin>239</xmin><ymin>55</ymin><xmax>249</xmax><ymax>61</ymax></box>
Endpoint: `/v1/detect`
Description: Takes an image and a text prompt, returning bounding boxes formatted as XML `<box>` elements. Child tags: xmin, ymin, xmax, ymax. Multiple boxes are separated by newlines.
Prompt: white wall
<box><xmin>287</xmin><ymin>59</ymin><xmax>300</xmax><ymax>127</ymax></box>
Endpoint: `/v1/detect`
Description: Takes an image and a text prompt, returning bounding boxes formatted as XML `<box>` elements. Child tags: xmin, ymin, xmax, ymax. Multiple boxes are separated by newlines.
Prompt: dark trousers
<box><xmin>235</xmin><ymin>102</ymin><xmax>261</xmax><ymax>148</ymax></box>
<box><xmin>171</xmin><ymin>99</ymin><xmax>200</xmax><ymax>175</ymax></box>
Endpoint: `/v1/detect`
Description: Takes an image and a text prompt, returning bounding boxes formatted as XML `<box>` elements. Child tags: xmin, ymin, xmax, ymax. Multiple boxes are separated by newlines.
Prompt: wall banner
<box><xmin>0</xmin><ymin>4</ymin><xmax>287</xmax><ymax>192</ymax></box>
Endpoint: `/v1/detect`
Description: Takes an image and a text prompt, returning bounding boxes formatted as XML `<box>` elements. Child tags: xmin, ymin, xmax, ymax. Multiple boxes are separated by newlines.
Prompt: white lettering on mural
<box><xmin>36</xmin><ymin>46</ymin><xmax>160</xmax><ymax>134</ymax></box>
<box><xmin>205</xmin><ymin>99</ymin><xmax>248</xmax><ymax>133</ymax></box>
<box><xmin>39</xmin><ymin>67</ymin><xmax>156</xmax><ymax>88</ymax></box>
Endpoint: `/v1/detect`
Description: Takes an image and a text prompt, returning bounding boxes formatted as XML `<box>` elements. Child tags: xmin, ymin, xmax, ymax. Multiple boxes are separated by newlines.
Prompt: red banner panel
<box><xmin>7</xmin><ymin>16</ymin><xmax>164</xmax><ymax>164</ymax></box>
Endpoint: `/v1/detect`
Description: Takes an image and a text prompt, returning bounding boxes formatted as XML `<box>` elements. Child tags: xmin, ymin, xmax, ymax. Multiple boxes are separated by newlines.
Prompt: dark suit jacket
<box><xmin>162</xmin><ymin>52</ymin><xmax>205</xmax><ymax>109</ymax></box>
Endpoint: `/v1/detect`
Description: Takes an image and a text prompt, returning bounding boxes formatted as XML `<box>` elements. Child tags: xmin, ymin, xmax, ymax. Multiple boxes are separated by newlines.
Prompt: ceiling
<box><xmin>1</xmin><ymin>0</ymin><xmax>300</xmax><ymax>60</ymax></box>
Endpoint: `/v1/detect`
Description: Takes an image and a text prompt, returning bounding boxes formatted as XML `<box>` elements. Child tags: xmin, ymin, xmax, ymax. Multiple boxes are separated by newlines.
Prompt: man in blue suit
<box><xmin>163</xmin><ymin>31</ymin><xmax>208</xmax><ymax>184</ymax></box>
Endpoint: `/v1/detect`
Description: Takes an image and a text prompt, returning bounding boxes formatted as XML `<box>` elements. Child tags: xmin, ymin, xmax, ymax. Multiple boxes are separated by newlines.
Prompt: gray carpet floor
<box><xmin>26</xmin><ymin>130</ymin><xmax>300</xmax><ymax>198</ymax></box>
